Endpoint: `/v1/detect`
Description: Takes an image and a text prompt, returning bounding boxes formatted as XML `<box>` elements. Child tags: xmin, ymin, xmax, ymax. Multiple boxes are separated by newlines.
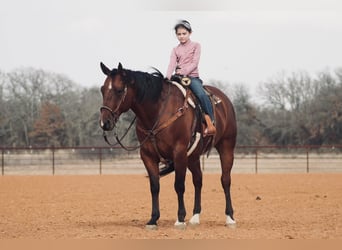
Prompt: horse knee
<box><xmin>173</xmin><ymin>166</ymin><xmax>187</xmax><ymax>193</ymax></box>
<box><xmin>193</xmin><ymin>176</ymin><xmax>202</xmax><ymax>189</ymax></box>
<box><xmin>174</xmin><ymin>181</ymin><xmax>185</xmax><ymax>194</ymax></box>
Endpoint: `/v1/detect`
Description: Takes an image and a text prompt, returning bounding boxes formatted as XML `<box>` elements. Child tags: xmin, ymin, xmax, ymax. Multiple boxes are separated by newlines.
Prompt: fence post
<box><xmin>255</xmin><ymin>149</ymin><xmax>258</xmax><ymax>174</ymax></box>
<box><xmin>99</xmin><ymin>148</ymin><xmax>102</xmax><ymax>175</ymax></box>
<box><xmin>1</xmin><ymin>148</ymin><xmax>4</xmax><ymax>176</ymax></box>
<box><xmin>52</xmin><ymin>147</ymin><xmax>55</xmax><ymax>175</ymax></box>
<box><xmin>306</xmin><ymin>147</ymin><xmax>309</xmax><ymax>173</ymax></box>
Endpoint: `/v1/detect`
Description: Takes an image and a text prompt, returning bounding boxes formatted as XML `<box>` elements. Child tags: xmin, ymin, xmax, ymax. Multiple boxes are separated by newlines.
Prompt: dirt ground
<box><xmin>0</xmin><ymin>173</ymin><xmax>341</xmax><ymax>239</ymax></box>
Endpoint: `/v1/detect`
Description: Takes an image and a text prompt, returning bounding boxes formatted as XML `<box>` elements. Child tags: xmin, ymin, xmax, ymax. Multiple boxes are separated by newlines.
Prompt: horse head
<box><xmin>99</xmin><ymin>62</ymin><xmax>135</xmax><ymax>131</ymax></box>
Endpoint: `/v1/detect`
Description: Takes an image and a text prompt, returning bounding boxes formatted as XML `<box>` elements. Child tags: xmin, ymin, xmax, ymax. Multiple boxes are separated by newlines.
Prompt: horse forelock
<box><xmin>109</xmin><ymin>69</ymin><xmax>118</xmax><ymax>76</ymax></box>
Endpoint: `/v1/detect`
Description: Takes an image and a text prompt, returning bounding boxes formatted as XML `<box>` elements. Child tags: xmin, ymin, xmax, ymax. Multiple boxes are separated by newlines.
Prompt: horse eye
<box><xmin>116</xmin><ymin>89</ymin><xmax>125</xmax><ymax>95</ymax></box>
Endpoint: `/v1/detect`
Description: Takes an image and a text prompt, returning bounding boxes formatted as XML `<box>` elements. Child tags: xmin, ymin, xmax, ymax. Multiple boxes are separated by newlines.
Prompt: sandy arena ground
<box><xmin>0</xmin><ymin>173</ymin><xmax>341</xmax><ymax>239</ymax></box>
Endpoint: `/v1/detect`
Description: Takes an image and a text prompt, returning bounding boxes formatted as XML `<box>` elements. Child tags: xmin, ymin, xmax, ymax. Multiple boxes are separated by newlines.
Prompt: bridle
<box><xmin>100</xmin><ymin>84</ymin><xmax>137</xmax><ymax>148</ymax></box>
<box><xmin>100</xmin><ymin>85</ymin><xmax>128</xmax><ymax>120</ymax></box>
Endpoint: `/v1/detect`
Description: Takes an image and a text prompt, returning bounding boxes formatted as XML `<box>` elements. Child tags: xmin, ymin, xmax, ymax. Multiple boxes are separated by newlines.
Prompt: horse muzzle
<box><xmin>100</xmin><ymin>118</ymin><xmax>115</xmax><ymax>131</ymax></box>
<box><xmin>99</xmin><ymin>106</ymin><xmax>119</xmax><ymax>131</ymax></box>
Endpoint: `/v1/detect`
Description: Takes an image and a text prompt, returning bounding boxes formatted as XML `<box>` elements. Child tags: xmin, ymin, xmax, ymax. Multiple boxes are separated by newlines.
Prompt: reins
<box><xmin>102</xmin><ymin>81</ymin><xmax>190</xmax><ymax>153</ymax></box>
<box><xmin>102</xmin><ymin>115</ymin><xmax>140</xmax><ymax>150</ymax></box>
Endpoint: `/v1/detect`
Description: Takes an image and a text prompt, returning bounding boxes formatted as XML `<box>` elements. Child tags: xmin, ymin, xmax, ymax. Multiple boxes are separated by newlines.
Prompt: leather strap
<box><xmin>137</xmin><ymin>89</ymin><xmax>190</xmax><ymax>137</ymax></box>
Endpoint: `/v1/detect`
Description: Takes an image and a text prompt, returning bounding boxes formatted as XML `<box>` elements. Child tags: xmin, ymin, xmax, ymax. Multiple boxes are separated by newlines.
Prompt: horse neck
<box><xmin>131</xmin><ymin>99</ymin><xmax>163</xmax><ymax>128</ymax></box>
<box><xmin>130</xmin><ymin>83</ymin><xmax>178</xmax><ymax>129</ymax></box>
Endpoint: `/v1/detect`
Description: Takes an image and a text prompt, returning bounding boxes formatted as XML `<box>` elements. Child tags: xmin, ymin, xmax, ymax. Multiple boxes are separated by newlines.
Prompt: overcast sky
<box><xmin>1</xmin><ymin>0</ymin><xmax>342</xmax><ymax>94</ymax></box>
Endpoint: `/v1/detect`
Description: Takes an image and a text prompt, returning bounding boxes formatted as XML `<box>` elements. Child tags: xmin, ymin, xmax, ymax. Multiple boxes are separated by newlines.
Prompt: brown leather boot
<box><xmin>204</xmin><ymin>114</ymin><xmax>216</xmax><ymax>137</ymax></box>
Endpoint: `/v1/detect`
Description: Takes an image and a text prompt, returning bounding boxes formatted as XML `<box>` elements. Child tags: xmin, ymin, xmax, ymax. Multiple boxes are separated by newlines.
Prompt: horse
<box><xmin>99</xmin><ymin>62</ymin><xmax>237</xmax><ymax>229</ymax></box>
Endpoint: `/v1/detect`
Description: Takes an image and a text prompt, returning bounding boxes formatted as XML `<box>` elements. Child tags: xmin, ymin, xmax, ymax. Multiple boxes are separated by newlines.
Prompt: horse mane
<box><xmin>111</xmin><ymin>68</ymin><xmax>165</xmax><ymax>103</ymax></box>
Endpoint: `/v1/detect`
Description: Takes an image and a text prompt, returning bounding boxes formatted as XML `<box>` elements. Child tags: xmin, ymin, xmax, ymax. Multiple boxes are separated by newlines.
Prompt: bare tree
<box><xmin>258</xmin><ymin>71</ymin><xmax>318</xmax><ymax>111</ymax></box>
<box><xmin>29</xmin><ymin>102</ymin><xmax>67</xmax><ymax>146</ymax></box>
<box><xmin>258</xmin><ymin>69</ymin><xmax>342</xmax><ymax>145</ymax></box>
<box><xmin>2</xmin><ymin>68</ymin><xmax>80</xmax><ymax>146</ymax></box>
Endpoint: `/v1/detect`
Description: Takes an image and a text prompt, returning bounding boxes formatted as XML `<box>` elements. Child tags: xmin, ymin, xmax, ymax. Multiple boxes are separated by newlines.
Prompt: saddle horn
<box><xmin>181</xmin><ymin>76</ymin><xmax>191</xmax><ymax>86</ymax></box>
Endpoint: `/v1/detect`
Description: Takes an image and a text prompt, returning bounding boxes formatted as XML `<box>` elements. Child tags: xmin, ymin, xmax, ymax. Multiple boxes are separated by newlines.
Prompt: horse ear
<box><xmin>100</xmin><ymin>62</ymin><xmax>111</xmax><ymax>75</ymax></box>
<box><xmin>118</xmin><ymin>62</ymin><xmax>123</xmax><ymax>71</ymax></box>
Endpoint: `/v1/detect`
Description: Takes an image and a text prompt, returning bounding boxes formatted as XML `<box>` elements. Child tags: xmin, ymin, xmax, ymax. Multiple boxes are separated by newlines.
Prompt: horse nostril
<box><xmin>102</xmin><ymin>119</ymin><xmax>111</xmax><ymax>131</ymax></box>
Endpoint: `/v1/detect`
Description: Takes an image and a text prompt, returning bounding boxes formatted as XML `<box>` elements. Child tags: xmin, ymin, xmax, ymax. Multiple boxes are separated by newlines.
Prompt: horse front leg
<box><xmin>146</xmin><ymin>173</ymin><xmax>160</xmax><ymax>229</ymax></box>
<box><xmin>141</xmin><ymin>154</ymin><xmax>160</xmax><ymax>229</ymax></box>
<box><xmin>173</xmin><ymin>153</ymin><xmax>188</xmax><ymax>229</ymax></box>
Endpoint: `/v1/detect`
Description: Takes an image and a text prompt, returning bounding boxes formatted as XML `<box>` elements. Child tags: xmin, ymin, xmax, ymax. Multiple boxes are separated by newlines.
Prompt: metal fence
<box><xmin>1</xmin><ymin>145</ymin><xmax>342</xmax><ymax>175</ymax></box>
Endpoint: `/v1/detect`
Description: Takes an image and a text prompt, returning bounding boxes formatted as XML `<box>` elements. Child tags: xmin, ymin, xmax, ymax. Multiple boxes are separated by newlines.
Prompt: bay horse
<box><xmin>99</xmin><ymin>62</ymin><xmax>237</xmax><ymax>229</ymax></box>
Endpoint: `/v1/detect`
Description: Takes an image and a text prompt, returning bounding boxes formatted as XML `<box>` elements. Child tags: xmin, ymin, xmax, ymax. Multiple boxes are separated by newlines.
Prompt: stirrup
<box><xmin>203</xmin><ymin>115</ymin><xmax>216</xmax><ymax>137</ymax></box>
<box><xmin>204</xmin><ymin>127</ymin><xmax>216</xmax><ymax>137</ymax></box>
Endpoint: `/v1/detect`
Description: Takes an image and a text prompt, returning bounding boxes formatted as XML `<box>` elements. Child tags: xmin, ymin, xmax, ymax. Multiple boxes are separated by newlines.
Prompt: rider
<box><xmin>166</xmin><ymin>20</ymin><xmax>216</xmax><ymax>136</ymax></box>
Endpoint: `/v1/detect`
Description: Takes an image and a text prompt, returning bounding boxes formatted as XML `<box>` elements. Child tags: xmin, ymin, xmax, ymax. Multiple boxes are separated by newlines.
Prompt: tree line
<box><xmin>231</xmin><ymin>69</ymin><xmax>342</xmax><ymax>146</ymax></box>
<box><xmin>0</xmin><ymin>67</ymin><xmax>341</xmax><ymax>147</ymax></box>
<box><xmin>0</xmin><ymin>68</ymin><xmax>102</xmax><ymax>147</ymax></box>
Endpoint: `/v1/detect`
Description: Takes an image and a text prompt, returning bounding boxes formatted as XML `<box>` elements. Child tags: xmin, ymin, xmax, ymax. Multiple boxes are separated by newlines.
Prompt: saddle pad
<box><xmin>172</xmin><ymin>81</ymin><xmax>222</xmax><ymax>106</ymax></box>
<box><xmin>171</xmin><ymin>81</ymin><xmax>196</xmax><ymax>108</ymax></box>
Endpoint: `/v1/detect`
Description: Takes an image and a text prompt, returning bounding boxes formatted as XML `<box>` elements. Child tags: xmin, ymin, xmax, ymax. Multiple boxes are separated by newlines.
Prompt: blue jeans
<box><xmin>189</xmin><ymin>77</ymin><xmax>214</xmax><ymax>122</ymax></box>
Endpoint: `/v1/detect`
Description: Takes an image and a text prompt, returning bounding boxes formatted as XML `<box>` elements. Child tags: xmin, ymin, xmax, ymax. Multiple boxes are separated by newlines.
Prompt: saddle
<box><xmin>170</xmin><ymin>75</ymin><xmax>222</xmax><ymax>118</ymax></box>
<box><xmin>159</xmin><ymin>79</ymin><xmax>221</xmax><ymax>177</ymax></box>
<box><xmin>170</xmin><ymin>78</ymin><xmax>221</xmax><ymax>147</ymax></box>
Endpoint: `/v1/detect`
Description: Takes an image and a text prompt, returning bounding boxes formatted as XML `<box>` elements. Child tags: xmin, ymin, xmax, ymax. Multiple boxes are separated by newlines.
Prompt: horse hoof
<box><xmin>226</xmin><ymin>223</ymin><xmax>237</xmax><ymax>229</ymax></box>
<box><xmin>174</xmin><ymin>220</ymin><xmax>187</xmax><ymax>230</ymax></box>
<box><xmin>225</xmin><ymin>215</ymin><xmax>237</xmax><ymax>228</ymax></box>
<box><xmin>145</xmin><ymin>224</ymin><xmax>158</xmax><ymax>230</ymax></box>
<box><xmin>189</xmin><ymin>213</ymin><xmax>200</xmax><ymax>226</ymax></box>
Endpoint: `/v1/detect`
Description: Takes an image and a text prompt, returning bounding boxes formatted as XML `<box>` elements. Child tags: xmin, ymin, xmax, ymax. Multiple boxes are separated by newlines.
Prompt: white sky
<box><xmin>1</xmin><ymin>0</ymin><xmax>342</xmax><ymax>95</ymax></box>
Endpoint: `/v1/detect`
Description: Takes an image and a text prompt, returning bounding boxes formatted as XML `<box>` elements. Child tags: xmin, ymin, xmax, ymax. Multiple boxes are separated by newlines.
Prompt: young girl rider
<box><xmin>166</xmin><ymin>20</ymin><xmax>216</xmax><ymax>136</ymax></box>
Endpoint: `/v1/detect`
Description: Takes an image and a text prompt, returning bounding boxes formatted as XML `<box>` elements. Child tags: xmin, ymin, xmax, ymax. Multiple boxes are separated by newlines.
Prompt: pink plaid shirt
<box><xmin>166</xmin><ymin>40</ymin><xmax>201</xmax><ymax>79</ymax></box>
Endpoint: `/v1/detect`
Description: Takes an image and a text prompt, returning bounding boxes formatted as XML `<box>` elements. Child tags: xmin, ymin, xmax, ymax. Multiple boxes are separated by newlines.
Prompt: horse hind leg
<box><xmin>216</xmin><ymin>140</ymin><xmax>236</xmax><ymax>228</ymax></box>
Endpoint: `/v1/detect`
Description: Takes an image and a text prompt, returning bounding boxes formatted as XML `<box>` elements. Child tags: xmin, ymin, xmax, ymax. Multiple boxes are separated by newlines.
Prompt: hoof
<box><xmin>145</xmin><ymin>224</ymin><xmax>158</xmax><ymax>230</ymax></box>
<box><xmin>225</xmin><ymin>215</ymin><xmax>237</xmax><ymax>228</ymax></box>
<box><xmin>226</xmin><ymin>223</ymin><xmax>237</xmax><ymax>229</ymax></box>
<box><xmin>189</xmin><ymin>213</ymin><xmax>200</xmax><ymax>226</ymax></box>
<box><xmin>174</xmin><ymin>220</ymin><xmax>187</xmax><ymax>230</ymax></box>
